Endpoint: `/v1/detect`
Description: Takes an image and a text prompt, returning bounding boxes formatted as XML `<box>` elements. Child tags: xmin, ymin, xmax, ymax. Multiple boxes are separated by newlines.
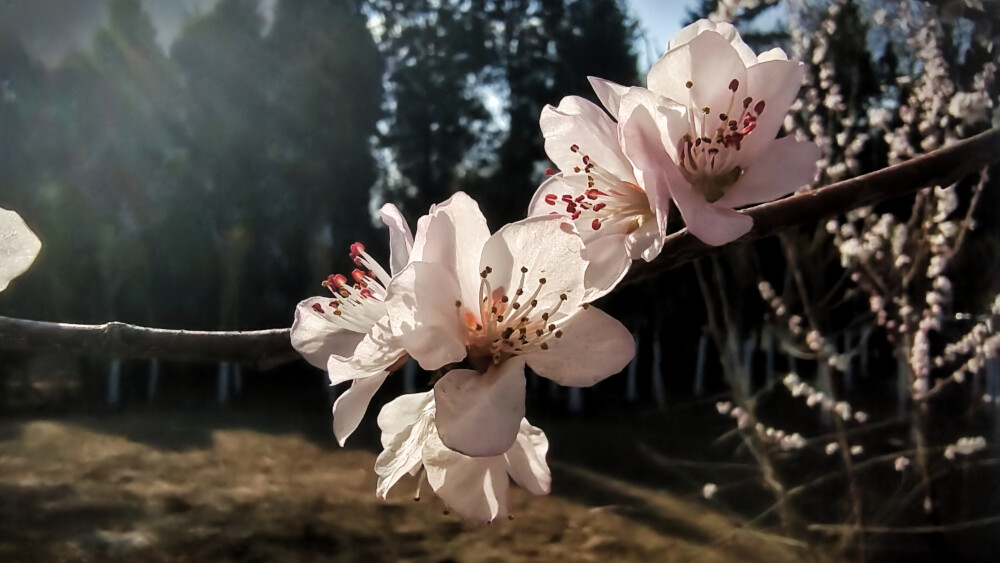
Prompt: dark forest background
<box><xmin>0</xmin><ymin>0</ymin><xmax>997</xmax><ymax>412</ymax></box>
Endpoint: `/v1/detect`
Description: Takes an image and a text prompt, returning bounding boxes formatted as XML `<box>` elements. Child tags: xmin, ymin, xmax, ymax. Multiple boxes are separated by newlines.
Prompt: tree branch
<box><xmin>625</xmin><ymin>127</ymin><xmax>1000</xmax><ymax>284</ymax></box>
<box><xmin>0</xmin><ymin>317</ymin><xmax>297</xmax><ymax>370</ymax></box>
<box><xmin>1</xmin><ymin>127</ymin><xmax>998</xmax><ymax>367</ymax></box>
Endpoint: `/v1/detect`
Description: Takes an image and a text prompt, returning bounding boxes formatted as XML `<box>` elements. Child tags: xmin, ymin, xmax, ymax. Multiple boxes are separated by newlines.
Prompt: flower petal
<box><xmin>503</xmin><ymin>419</ymin><xmax>551</xmax><ymax>496</ymax></box>
<box><xmin>715</xmin><ymin>137</ymin><xmax>820</xmax><ymax>209</ymax></box>
<box><xmin>587</xmin><ymin>76</ymin><xmax>629</xmax><ymax>120</ymax></box>
<box><xmin>379</xmin><ymin>203</ymin><xmax>413</xmax><ymax>276</ymax></box>
<box><xmin>433</xmin><ymin>360</ymin><xmax>526</xmax><ymax>457</ymax></box>
<box><xmin>326</xmin><ymin>321</ymin><xmax>401</xmax><ymax>385</ymax></box>
<box><xmin>409</xmin><ymin>192</ymin><xmax>491</xmax><ymax>309</ymax></box>
<box><xmin>377</xmin><ymin>390</ymin><xmax>435</xmax><ymax>447</ymax></box>
<box><xmin>580</xmin><ymin>232</ymin><xmax>632</xmax><ymax>301</ymax></box>
<box><xmin>290</xmin><ymin>297</ymin><xmax>366</xmax><ymax>369</ymax></box>
<box><xmin>618</xmin><ymin>101</ymin><xmax>672</xmax><ymax>244</ymax></box>
<box><xmin>540</xmin><ymin>96</ymin><xmax>636</xmax><ymax>182</ymax></box>
<box><xmin>479</xmin><ymin>215</ymin><xmax>588</xmax><ymax>314</ymax></box>
<box><xmin>423</xmin><ymin>430</ymin><xmax>510</xmax><ymax>522</ymax></box>
<box><xmin>332</xmin><ymin>372</ymin><xmax>390</xmax><ymax>446</ymax></box>
<box><xmin>739</xmin><ymin>59</ymin><xmax>805</xmax><ymax>164</ymax></box>
<box><xmin>0</xmin><ymin>207</ymin><xmax>41</xmax><ymax>292</ymax></box>
<box><xmin>670</xmin><ymin>170</ymin><xmax>754</xmax><ymax>246</ymax></box>
<box><xmin>523</xmin><ymin>306</ymin><xmax>634</xmax><ymax>387</ymax></box>
<box><xmin>648</xmin><ymin>30</ymin><xmax>747</xmax><ymax>115</ymax></box>
<box><xmin>385</xmin><ymin>261</ymin><xmax>468</xmax><ymax>371</ymax></box>
<box><xmin>668</xmin><ymin>20</ymin><xmax>758</xmax><ymax>66</ymax></box>
<box><xmin>374</xmin><ymin>391</ymin><xmax>435</xmax><ymax>498</ymax></box>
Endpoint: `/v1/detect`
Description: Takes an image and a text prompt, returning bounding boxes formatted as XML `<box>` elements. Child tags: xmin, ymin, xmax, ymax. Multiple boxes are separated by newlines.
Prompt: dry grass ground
<box><xmin>0</xmin><ymin>411</ymin><xmax>839</xmax><ymax>562</ymax></box>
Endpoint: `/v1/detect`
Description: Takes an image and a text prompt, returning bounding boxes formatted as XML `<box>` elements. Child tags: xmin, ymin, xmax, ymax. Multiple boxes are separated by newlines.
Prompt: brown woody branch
<box><xmin>0</xmin><ymin>317</ymin><xmax>297</xmax><ymax>370</ymax></box>
<box><xmin>0</xmin><ymin>128</ymin><xmax>998</xmax><ymax>367</ymax></box>
<box><xmin>625</xmin><ymin>127</ymin><xmax>1000</xmax><ymax>284</ymax></box>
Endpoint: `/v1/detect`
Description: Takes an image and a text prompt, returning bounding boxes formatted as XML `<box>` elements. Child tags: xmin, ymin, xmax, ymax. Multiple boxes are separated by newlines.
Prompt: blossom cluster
<box><xmin>290</xmin><ymin>19</ymin><xmax>817</xmax><ymax>522</ymax></box>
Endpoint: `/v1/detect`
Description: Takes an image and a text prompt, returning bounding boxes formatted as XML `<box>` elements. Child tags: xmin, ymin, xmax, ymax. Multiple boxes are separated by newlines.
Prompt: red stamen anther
<box><xmin>544</xmin><ymin>193</ymin><xmax>557</xmax><ymax>205</ymax></box>
<box><xmin>352</xmin><ymin>269</ymin><xmax>367</xmax><ymax>283</ymax></box>
<box><xmin>360</xmin><ymin>288</ymin><xmax>373</xmax><ymax>299</ymax></box>
<box><xmin>570</xmin><ymin>144</ymin><xmax>580</xmax><ymax>152</ymax></box>
<box><xmin>591</xmin><ymin>219</ymin><xmax>601</xmax><ymax>230</ymax></box>
<box><xmin>331</xmin><ymin>274</ymin><xmax>348</xmax><ymax>289</ymax></box>
<box><xmin>593</xmin><ymin>202</ymin><xmax>607</xmax><ymax>212</ymax></box>
<box><xmin>729</xmin><ymin>79</ymin><xmax>739</xmax><ymax>92</ymax></box>
<box><xmin>349</xmin><ymin>242</ymin><xmax>366</xmax><ymax>256</ymax></box>
<box><xmin>754</xmin><ymin>100</ymin><xmax>766</xmax><ymax>115</ymax></box>
<box><xmin>311</xmin><ymin>303</ymin><xmax>324</xmax><ymax>313</ymax></box>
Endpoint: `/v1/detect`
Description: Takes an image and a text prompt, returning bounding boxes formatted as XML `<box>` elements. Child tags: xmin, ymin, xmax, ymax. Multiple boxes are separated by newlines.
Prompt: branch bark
<box><xmin>0</xmin><ymin>317</ymin><xmax>297</xmax><ymax>370</ymax></box>
<box><xmin>625</xmin><ymin>127</ymin><xmax>1000</xmax><ymax>284</ymax></box>
<box><xmin>1</xmin><ymin>127</ymin><xmax>998</xmax><ymax>367</ymax></box>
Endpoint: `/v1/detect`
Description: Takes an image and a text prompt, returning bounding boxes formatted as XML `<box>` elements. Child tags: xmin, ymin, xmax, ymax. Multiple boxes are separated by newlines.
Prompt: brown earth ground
<box><xmin>0</xmin><ymin>410</ymin><xmax>840</xmax><ymax>563</ymax></box>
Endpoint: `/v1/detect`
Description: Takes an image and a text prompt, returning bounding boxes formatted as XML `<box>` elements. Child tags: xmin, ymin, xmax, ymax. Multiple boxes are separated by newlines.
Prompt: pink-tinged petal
<box><xmin>540</xmin><ymin>96</ymin><xmax>636</xmax><ymax>182</ymax></box>
<box><xmin>325</xmin><ymin>321</ymin><xmax>398</xmax><ymax>385</ymax></box>
<box><xmin>739</xmin><ymin>59</ymin><xmax>805</xmax><ymax>164</ymax></box>
<box><xmin>479</xmin><ymin>215</ymin><xmax>587</xmax><ymax>313</ymax></box>
<box><xmin>290</xmin><ymin>297</ymin><xmax>366</xmax><ymax>369</ymax></box>
<box><xmin>374</xmin><ymin>392</ymin><xmax>435</xmax><ymax>498</ymax></box>
<box><xmin>0</xmin><ymin>207</ymin><xmax>41</xmax><ymax>292</ymax></box>
<box><xmin>503</xmin><ymin>419</ymin><xmax>551</xmax><ymax>496</ymax></box>
<box><xmin>627</xmin><ymin>220</ymin><xmax>665</xmax><ymax>262</ymax></box>
<box><xmin>580</xmin><ymin>232</ymin><xmax>632</xmax><ymax>301</ymax></box>
<box><xmin>615</xmin><ymin>86</ymin><xmax>668</xmax><ymax>138</ymax></box>
<box><xmin>648</xmin><ymin>31</ymin><xmax>747</xmax><ymax>114</ymax></box>
<box><xmin>423</xmin><ymin>431</ymin><xmax>510</xmax><ymax>522</ymax></box>
<box><xmin>757</xmin><ymin>48</ymin><xmax>788</xmax><ymax>62</ymax></box>
<box><xmin>385</xmin><ymin>262</ymin><xmax>468</xmax><ymax>371</ymax></box>
<box><xmin>715</xmin><ymin>137</ymin><xmax>821</xmax><ymax>209</ymax></box>
<box><xmin>669</xmin><ymin>168</ymin><xmax>754</xmax><ymax>246</ymax></box>
<box><xmin>667</xmin><ymin>20</ymin><xmax>758</xmax><ymax>66</ymax></box>
<box><xmin>587</xmin><ymin>76</ymin><xmax>629</xmax><ymax>120</ymax></box>
<box><xmin>647</xmin><ymin>100</ymin><xmax>689</xmax><ymax>162</ymax></box>
<box><xmin>379</xmin><ymin>203</ymin><xmax>413</xmax><ymax>276</ymax></box>
<box><xmin>332</xmin><ymin>371</ymin><xmax>391</xmax><ymax>446</ymax></box>
<box><xmin>523</xmin><ymin>306</ymin><xmax>634</xmax><ymax>387</ymax></box>
<box><xmin>409</xmin><ymin>192</ymin><xmax>491</xmax><ymax>309</ymax></box>
<box><xmin>377</xmin><ymin>390</ymin><xmax>435</xmax><ymax>447</ymax></box>
<box><xmin>619</xmin><ymin>103</ymin><xmax>671</xmax><ymax>243</ymax></box>
<box><xmin>433</xmin><ymin>360</ymin><xmax>526</xmax><ymax>457</ymax></box>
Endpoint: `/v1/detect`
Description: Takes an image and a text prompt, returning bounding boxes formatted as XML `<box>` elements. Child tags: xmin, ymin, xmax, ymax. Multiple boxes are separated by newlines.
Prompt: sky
<box><xmin>0</xmin><ymin>0</ymin><xmax>698</xmax><ymax>70</ymax></box>
<box><xmin>629</xmin><ymin>0</ymin><xmax>700</xmax><ymax>70</ymax></box>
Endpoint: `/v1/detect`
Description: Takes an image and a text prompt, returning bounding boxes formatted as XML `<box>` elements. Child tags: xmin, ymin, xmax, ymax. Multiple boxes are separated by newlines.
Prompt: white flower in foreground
<box><xmin>590</xmin><ymin>19</ymin><xmax>820</xmax><ymax>246</ymax></box>
<box><xmin>529</xmin><ymin>94</ymin><xmax>671</xmax><ymax>298</ymax></box>
<box><xmin>0</xmin><ymin>206</ymin><xmax>42</xmax><ymax>292</ymax></box>
<box><xmin>375</xmin><ymin>391</ymin><xmax>551</xmax><ymax>523</ymax></box>
<box><xmin>290</xmin><ymin>204</ymin><xmax>413</xmax><ymax>445</ymax></box>
<box><xmin>386</xmin><ymin>192</ymin><xmax>634</xmax><ymax>457</ymax></box>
